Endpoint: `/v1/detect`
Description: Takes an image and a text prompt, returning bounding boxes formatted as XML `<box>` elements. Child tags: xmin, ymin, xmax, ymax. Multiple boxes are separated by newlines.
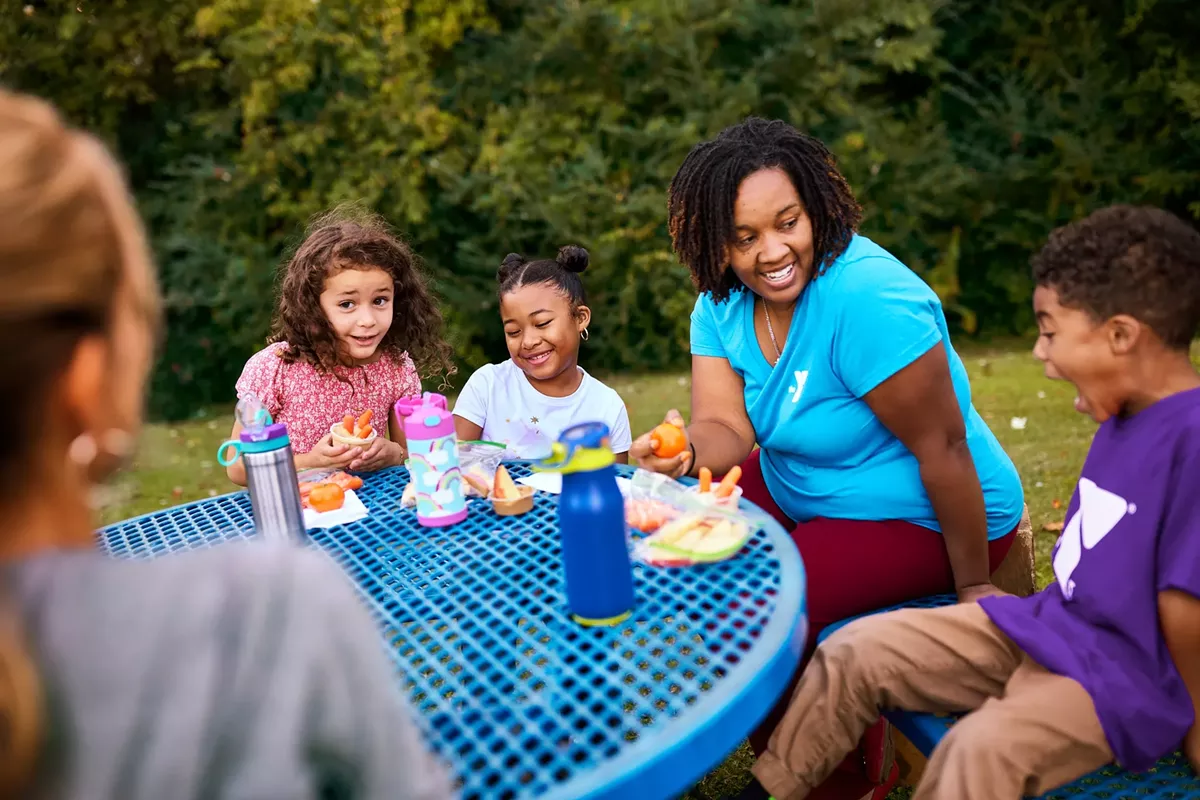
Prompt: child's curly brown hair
<box><xmin>269</xmin><ymin>206</ymin><xmax>455</xmax><ymax>381</ymax></box>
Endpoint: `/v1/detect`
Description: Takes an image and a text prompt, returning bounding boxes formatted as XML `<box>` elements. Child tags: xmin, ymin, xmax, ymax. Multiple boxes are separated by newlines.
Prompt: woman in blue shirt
<box><xmin>630</xmin><ymin>118</ymin><xmax>1024</xmax><ymax>799</ymax></box>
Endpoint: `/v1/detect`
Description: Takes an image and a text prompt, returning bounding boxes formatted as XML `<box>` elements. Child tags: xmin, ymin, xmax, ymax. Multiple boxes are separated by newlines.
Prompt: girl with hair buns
<box><xmin>0</xmin><ymin>89</ymin><xmax>451</xmax><ymax>799</ymax></box>
<box><xmin>452</xmin><ymin>246</ymin><xmax>632</xmax><ymax>460</ymax></box>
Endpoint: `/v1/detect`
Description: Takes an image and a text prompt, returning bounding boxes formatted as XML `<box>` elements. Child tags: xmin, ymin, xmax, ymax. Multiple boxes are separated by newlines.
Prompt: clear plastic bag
<box><xmin>401</xmin><ymin>441</ymin><xmax>510</xmax><ymax>506</ymax></box>
<box><xmin>624</xmin><ymin>470</ymin><xmax>766</xmax><ymax>567</ymax></box>
<box><xmin>456</xmin><ymin>440</ymin><xmax>510</xmax><ymax>498</ymax></box>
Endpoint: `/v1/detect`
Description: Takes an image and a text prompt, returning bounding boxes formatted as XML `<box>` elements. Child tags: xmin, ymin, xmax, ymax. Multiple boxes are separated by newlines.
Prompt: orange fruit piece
<box><xmin>308</xmin><ymin>482</ymin><xmax>345</xmax><ymax>513</ymax></box>
<box><xmin>327</xmin><ymin>471</ymin><xmax>363</xmax><ymax>491</ymax></box>
<box><xmin>715</xmin><ymin>465</ymin><xmax>742</xmax><ymax>498</ymax></box>
<box><xmin>650</xmin><ymin>422</ymin><xmax>687</xmax><ymax>458</ymax></box>
<box><xmin>493</xmin><ymin>465</ymin><xmax>519</xmax><ymax>500</ymax></box>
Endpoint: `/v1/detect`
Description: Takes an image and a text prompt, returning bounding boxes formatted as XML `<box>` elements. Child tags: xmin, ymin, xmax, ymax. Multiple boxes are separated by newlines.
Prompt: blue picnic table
<box><xmin>99</xmin><ymin>463</ymin><xmax>807</xmax><ymax>799</ymax></box>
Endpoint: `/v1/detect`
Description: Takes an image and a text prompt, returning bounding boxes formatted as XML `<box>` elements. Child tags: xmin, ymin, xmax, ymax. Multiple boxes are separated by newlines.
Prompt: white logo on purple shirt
<box><xmin>1053</xmin><ymin>478</ymin><xmax>1129</xmax><ymax>599</ymax></box>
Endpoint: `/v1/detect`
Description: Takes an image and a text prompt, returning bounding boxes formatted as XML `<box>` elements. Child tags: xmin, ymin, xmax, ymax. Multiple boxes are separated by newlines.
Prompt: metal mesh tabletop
<box><xmin>99</xmin><ymin>463</ymin><xmax>807</xmax><ymax>799</ymax></box>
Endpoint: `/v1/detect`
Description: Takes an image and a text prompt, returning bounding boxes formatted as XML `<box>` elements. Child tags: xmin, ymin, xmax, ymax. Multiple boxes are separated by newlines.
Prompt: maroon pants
<box><xmin>738</xmin><ymin>449</ymin><xmax>1016</xmax><ymax>799</ymax></box>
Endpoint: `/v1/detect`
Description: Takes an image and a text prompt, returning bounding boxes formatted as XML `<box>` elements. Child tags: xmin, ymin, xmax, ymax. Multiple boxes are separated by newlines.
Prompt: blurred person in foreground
<box><xmin>0</xmin><ymin>89</ymin><xmax>453</xmax><ymax>799</ymax></box>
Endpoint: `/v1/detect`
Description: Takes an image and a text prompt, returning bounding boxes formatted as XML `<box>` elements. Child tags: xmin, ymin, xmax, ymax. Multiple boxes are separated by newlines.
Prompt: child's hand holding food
<box><xmin>299</xmin><ymin>434</ymin><xmax>362</xmax><ymax>471</ymax></box>
<box><xmin>348</xmin><ymin>436</ymin><xmax>406</xmax><ymax>472</ymax></box>
<box><xmin>629</xmin><ymin>410</ymin><xmax>692</xmax><ymax>478</ymax></box>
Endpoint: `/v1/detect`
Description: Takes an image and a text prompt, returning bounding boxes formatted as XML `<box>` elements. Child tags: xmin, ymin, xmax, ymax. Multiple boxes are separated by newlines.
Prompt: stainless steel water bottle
<box><xmin>217</xmin><ymin>402</ymin><xmax>306</xmax><ymax>543</ymax></box>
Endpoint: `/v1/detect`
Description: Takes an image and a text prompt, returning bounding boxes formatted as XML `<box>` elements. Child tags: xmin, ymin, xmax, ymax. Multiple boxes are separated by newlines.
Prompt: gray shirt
<box><xmin>10</xmin><ymin>542</ymin><xmax>454</xmax><ymax>799</ymax></box>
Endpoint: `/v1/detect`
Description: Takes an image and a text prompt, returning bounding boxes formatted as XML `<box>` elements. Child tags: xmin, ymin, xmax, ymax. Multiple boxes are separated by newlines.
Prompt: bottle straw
<box><xmin>236</xmin><ymin>395</ymin><xmax>272</xmax><ymax>432</ymax></box>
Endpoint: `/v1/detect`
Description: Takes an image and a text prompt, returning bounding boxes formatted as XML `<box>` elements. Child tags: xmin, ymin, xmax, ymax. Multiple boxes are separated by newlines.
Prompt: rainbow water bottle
<box><xmin>536</xmin><ymin>422</ymin><xmax>634</xmax><ymax>626</ymax></box>
<box><xmin>395</xmin><ymin>393</ymin><xmax>468</xmax><ymax>527</ymax></box>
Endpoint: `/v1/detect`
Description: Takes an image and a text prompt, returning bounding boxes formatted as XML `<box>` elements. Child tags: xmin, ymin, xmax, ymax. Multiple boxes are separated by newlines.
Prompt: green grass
<box><xmin>96</xmin><ymin>341</ymin><xmax>1093</xmax><ymax>797</ymax></box>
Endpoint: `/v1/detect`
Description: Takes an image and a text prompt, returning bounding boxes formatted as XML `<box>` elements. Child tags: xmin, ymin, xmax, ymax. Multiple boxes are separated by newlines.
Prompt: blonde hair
<box><xmin>0</xmin><ymin>88</ymin><xmax>158</xmax><ymax>793</ymax></box>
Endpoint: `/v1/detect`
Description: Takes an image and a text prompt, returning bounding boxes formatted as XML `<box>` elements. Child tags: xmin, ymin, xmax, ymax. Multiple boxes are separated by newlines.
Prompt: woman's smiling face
<box><xmin>725</xmin><ymin>167</ymin><xmax>815</xmax><ymax>306</ymax></box>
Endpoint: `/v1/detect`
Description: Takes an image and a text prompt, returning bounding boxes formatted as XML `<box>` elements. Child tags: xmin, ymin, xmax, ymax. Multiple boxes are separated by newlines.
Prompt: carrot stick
<box><xmin>698</xmin><ymin>467</ymin><xmax>712</xmax><ymax>494</ymax></box>
<box><xmin>715</xmin><ymin>465</ymin><xmax>742</xmax><ymax>498</ymax></box>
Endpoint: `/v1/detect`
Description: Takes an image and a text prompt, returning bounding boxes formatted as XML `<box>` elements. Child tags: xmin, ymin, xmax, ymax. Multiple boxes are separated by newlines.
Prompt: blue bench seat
<box><xmin>817</xmin><ymin>594</ymin><xmax>1199</xmax><ymax>799</ymax></box>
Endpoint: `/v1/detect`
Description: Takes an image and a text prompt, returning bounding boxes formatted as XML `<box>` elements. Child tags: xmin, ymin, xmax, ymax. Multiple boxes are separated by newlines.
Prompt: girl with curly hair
<box><xmin>228</xmin><ymin>209</ymin><xmax>454</xmax><ymax>485</ymax></box>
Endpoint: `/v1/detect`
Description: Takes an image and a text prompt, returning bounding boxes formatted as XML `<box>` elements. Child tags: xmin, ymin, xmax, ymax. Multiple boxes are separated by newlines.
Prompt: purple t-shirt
<box><xmin>981</xmin><ymin>387</ymin><xmax>1200</xmax><ymax>771</ymax></box>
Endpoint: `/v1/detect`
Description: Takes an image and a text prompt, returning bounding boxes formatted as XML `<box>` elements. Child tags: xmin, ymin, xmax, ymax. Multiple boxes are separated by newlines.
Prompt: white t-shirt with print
<box><xmin>452</xmin><ymin>360</ymin><xmax>632</xmax><ymax>458</ymax></box>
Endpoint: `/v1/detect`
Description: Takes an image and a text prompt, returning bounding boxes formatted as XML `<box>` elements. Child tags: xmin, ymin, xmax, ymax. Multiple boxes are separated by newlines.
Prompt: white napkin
<box><xmin>516</xmin><ymin>473</ymin><xmax>633</xmax><ymax>496</ymax></box>
<box><xmin>303</xmin><ymin>489</ymin><xmax>369</xmax><ymax>529</ymax></box>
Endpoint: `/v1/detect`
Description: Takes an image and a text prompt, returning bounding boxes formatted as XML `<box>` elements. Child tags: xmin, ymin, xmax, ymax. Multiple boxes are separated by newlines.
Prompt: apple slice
<box><xmin>463</xmin><ymin>471</ymin><xmax>490</xmax><ymax>497</ymax></box>
<box><xmin>493</xmin><ymin>465</ymin><xmax>519</xmax><ymax>500</ymax></box>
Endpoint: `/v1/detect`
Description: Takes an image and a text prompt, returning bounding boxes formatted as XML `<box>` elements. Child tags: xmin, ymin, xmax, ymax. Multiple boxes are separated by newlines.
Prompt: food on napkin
<box><xmin>299</xmin><ymin>470</ymin><xmax>362</xmax><ymax>509</ymax></box>
<box><xmin>307</xmin><ymin>483</ymin><xmax>345</xmax><ymax>513</ymax></box>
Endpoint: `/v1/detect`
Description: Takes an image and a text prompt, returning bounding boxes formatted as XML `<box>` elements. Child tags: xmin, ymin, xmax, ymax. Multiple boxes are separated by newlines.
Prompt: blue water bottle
<box><xmin>536</xmin><ymin>421</ymin><xmax>635</xmax><ymax>626</ymax></box>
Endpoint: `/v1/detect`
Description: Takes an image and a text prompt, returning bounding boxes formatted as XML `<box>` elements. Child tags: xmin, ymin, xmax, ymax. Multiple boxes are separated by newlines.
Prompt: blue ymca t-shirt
<box><xmin>690</xmin><ymin>234</ymin><xmax>1024</xmax><ymax>538</ymax></box>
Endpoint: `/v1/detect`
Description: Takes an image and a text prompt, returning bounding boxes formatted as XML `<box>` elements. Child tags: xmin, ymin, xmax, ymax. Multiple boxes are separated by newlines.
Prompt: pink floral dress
<box><xmin>234</xmin><ymin>342</ymin><xmax>422</xmax><ymax>454</ymax></box>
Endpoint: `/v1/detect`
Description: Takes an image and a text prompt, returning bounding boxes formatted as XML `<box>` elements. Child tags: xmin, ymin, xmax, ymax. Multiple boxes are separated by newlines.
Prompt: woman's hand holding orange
<box><xmin>629</xmin><ymin>410</ymin><xmax>693</xmax><ymax>478</ymax></box>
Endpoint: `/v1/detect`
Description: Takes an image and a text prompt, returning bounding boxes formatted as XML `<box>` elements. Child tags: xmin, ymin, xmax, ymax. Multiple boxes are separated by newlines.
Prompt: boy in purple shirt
<box><xmin>741</xmin><ymin>206</ymin><xmax>1200</xmax><ymax>800</ymax></box>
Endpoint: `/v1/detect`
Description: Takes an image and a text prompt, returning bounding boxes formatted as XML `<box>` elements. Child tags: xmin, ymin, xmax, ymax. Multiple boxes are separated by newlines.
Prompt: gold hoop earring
<box><xmin>102</xmin><ymin>429</ymin><xmax>134</xmax><ymax>459</ymax></box>
<box><xmin>67</xmin><ymin>434</ymin><xmax>98</xmax><ymax>468</ymax></box>
<box><xmin>580</xmin><ymin>328</ymin><xmax>589</xmax><ymax>341</ymax></box>
<box><xmin>67</xmin><ymin>429</ymin><xmax>133</xmax><ymax>469</ymax></box>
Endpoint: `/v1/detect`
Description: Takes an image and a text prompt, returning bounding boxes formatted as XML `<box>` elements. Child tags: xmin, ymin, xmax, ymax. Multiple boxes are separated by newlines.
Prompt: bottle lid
<box><xmin>395</xmin><ymin>392</ymin><xmax>448</xmax><ymax>418</ymax></box>
<box><xmin>534</xmin><ymin>421</ymin><xmax>614</xmax><ymax>473</ymax></box>
<box><xmin>240</xmin><ymin>422</ymin><xmax>289</xmax><ymax>444</ymax></box>
<box><xmin>396</xmin><ymin>393</ymin><xmax>454</xmax><ymax>439</ymax></box>
<box><xmin>217</xmin><ymin>422</ymin><xmax>290</xmax><ymax>467</ymax></box>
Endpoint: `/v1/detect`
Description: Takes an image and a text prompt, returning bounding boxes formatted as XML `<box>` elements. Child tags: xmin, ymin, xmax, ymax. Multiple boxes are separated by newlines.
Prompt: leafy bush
<box><xmin>3</xmin><ymin>0</ymin><xmax>1197</xmax><ymax>418</ymax></box>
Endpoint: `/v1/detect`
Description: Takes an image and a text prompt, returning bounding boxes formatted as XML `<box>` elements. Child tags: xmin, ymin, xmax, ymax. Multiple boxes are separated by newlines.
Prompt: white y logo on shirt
<box><xmin>1053</xmin><ymin>477</ymin><xmax>1131</xmax><ymax>599</ymax></box>
<box><xmin>788</xmin><ymin>370</ymin><xmax>808</xmax><ymax>404</ymax></box>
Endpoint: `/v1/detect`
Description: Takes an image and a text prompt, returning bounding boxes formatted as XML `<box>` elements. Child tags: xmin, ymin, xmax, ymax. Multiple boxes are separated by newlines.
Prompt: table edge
<box><xmin>540</xmin><ymin>488</ymin><xmax>807</xmax><ymax>800</ymax></box>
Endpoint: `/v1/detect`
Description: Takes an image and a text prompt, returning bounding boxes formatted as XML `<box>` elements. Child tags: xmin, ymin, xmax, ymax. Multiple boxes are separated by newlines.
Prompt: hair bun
<box><xmin>497</xmin><ymin>252</ymin><xmax>526</xmax><ymax>283</ymax></box>
<box><xmin>556</xmin><ymin>245</ymin><xmax>589</xmax><ymax>274</ymax></box>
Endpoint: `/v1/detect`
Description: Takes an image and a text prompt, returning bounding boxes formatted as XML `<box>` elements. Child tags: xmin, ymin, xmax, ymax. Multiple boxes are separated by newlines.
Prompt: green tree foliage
<box><xmin>3</xmin><ymin>0</ymin><xmax>1197</xmax><ymax>417</ymax></box>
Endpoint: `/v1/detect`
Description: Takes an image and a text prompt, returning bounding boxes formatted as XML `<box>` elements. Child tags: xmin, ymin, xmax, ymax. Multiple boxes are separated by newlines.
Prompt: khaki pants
<box><xmin>753</xmin><ymin>603</ymin><xmax>1113</xmax><ymax>800</ymax></box>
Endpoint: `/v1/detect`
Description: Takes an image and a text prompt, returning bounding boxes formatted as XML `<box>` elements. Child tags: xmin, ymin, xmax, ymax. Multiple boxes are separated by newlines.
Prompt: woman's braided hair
<box><xmin>667</xmin><ymin>117</ymin><xmax>863</xmax><ymax>301</ymax></box>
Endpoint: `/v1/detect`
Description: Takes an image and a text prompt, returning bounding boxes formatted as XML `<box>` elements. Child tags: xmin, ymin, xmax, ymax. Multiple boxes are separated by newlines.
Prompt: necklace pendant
<box><xmin>761</xmin><ymin>297</ymin><xmax>782</xmax><ymax>364</ymax></box>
